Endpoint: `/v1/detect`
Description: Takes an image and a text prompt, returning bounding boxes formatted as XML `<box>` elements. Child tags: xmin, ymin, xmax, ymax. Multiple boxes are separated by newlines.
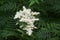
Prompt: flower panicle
<box><xmin>14</xmin><ymin>6</ymin><xmax>40</xmax><ymax>36</ymax></box>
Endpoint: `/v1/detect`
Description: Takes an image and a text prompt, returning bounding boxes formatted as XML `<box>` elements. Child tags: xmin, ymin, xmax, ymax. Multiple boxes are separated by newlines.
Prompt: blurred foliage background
<box><xmin>0</xmin><ymin>0</ymin><xmax>60</xmax><ymax>40</ymax></box>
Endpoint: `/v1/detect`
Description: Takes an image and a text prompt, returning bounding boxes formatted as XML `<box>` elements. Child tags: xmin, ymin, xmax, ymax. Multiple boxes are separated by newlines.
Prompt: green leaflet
<box><xmin>29</xmin><ymin>0</ymin><xmax>39</xmax><ymax>7</ymax></box>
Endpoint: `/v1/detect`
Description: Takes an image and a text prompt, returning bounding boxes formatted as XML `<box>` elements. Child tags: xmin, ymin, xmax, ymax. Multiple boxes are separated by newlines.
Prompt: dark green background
<box><xmin>0</xmin><ymin>0</ymin><xmax>60</xmax><ymax>40</ymax></box>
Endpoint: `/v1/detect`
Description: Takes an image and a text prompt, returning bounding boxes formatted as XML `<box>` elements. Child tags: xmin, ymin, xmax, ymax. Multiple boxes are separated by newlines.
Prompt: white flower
<box><xmin>31</xmin><ymin>12</ymin><xmax>40</xmax><ymax>15</ymax></box>
<box><xmin>14</xmin><ymin>6</ymin><xmax>40</xmax><ymax>36</ymax></box>
<box><xmin>26</xmin><ymin>28</ymin><xmax>33</xmax><ymax>36</ymax></box>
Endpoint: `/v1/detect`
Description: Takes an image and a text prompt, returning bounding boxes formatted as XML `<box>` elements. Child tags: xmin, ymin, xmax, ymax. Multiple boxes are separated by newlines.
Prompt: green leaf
<box><xmin>29</xmin><ymin>0</ymin><xmax>39</xmax><ymax>7</ymax></box>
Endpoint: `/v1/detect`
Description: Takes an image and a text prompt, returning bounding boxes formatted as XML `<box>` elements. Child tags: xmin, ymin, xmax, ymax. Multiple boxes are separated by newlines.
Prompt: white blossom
<box><xmin>26</xmin><ymin>28</ymin><xmax>33</xmax><ymax>36</ymax></box>
<box><xmin>14</xmin><ymin>6</ymin><xmax>40</xmax><ymax>36</ymax></box>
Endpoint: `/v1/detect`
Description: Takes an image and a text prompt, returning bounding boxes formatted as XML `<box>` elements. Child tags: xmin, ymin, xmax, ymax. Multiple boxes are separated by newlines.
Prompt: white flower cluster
<box><xmin>14</xmin><ymin>6</ymin><xmax>40</xmax><ymax>36</ymax></box>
